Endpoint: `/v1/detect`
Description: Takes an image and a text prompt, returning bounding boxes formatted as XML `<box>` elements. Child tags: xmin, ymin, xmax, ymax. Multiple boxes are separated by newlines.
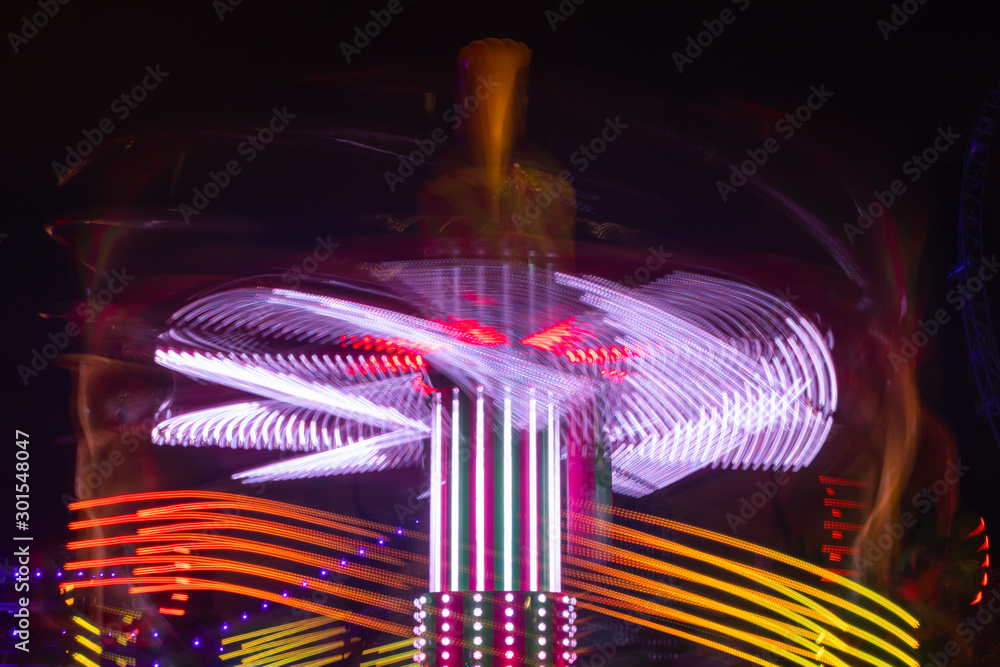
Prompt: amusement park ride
<box><xmin>56</xmin><ymin>39</ymin><xmax>929</xmax><ymax>667</ymax></box>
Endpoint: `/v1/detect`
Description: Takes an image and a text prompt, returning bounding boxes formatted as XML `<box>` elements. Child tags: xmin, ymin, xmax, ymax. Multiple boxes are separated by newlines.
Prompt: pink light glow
<box><xmin>150</xmin><ymin>261</ymin><xmax>836</xmax><ymax>496</ymax></box>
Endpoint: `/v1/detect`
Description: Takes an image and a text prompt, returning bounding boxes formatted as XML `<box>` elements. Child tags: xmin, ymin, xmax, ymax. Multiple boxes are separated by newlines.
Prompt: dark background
<box><xmin>2</xmin><ymin>0</ymin><xmax>1000</xmax><ymax>664</ymax></box>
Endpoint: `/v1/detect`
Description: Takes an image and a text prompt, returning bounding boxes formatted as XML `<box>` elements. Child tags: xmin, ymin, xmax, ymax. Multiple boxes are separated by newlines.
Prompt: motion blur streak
<box><xmin>60</xmin><ymin>576</ymin><xmax>411</xmax><ymax>635</ymax></box>
<box><xmin>560</xmin><ymin>510</ymin><xmax>919</xmax><ymax>667</ymax></box>
<box><xmin>68</xmin><ymin>490</ymin><xmax>425</xmax><ymax>537</ymax></box>
<box><xmin>578</xmin><ymin>503</ymin><xmax>918</xmax><ymax>628</ymax></box>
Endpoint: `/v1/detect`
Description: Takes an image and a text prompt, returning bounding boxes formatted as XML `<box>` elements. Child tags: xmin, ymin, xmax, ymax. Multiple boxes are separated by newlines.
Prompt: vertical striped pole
<box><xmin>528</xmin><ymin>387</ymin><xmax>539</xmax><ymax>591</ymax></box>
<box><xmin>474</xmin><ymin>385</ymin><xmax>486</xmax><ymax>591</ymax></box>
<box><xmin>430</xmin><ymin>392</ymin><xmax>443</xmax><ymax>592</ymax></box>
<box><xmin>547</xmin><ymin>394</ymin><xmax>560</xmax><ymax>591</ymax></box>
<box><xmin>503</xmin><ymin>386</ymin><xmax>513</xmax><ymax>591</ymax></box>
<box><xmin>450</xmin><ymin>387</ymin><xmax>460</xmax><ymax>591</ymax></box>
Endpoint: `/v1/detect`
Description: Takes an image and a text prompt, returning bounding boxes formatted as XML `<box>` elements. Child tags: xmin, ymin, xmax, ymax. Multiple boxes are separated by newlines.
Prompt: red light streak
<box><xmin>967</xmin><ymin>517</ymin><xmax>985</xmax><ymax>538</ymax></box>
<box><xmin>821</xmin><ymin>545</ymin><xmax>860</xmax><ymax>555</ymax></box>
<box><xmin>823</xmin><ymin>499</ymin><xmax>870</xmax><ymax>509</ymax></box>
<box><xmin>520</xmin><ymin>318</ymin><xmax>590</xmax><ymax>353</ymax></box>
<box><xmin>339</xmin><ymin>334</ymin><xmax>428</xmax><ymax>357</ymax></box>
<box><xmin>818</xmin><ymin>477</ymin><xmax>871</xmax><ymax>487</ymax></box>
<box><xmin>159</xmin><ymin>607</ymin><xmax>185</xmax><ymax>616</ymax></box>
<box><xmin>823</xmin><ymin>522</ymin><xmax>865</xmax><ymax>532</ymax></box>
<box><xmin>436</xmin><ymin>318</ymin><xmax>507</xmax><ymax>346</ymax></box>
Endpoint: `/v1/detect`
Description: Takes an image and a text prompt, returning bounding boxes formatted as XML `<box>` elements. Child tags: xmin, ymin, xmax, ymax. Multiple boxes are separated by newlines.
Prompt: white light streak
<box><xmin>529</xmin><ymin>387</ymin><xmax>538</xmax><ymax>591</ymax></box>
<box><xmin>475</xmin><ymin>385</ymin><xmax>486</xmax><ymax>592</ymax></box>
<box><xmin>451</xmin><ymin>388</ymin><xmax>460</xmax><ymax>591</ymax></box>
<box><xmin>430</xmin><ymin>392</ymin><xmax>442</xmax><ymax>592</ymax></box>
<box><xmin>503</xmin><ymin>386</ymin><xmax>513</xmax><ymax>591</ymax></box>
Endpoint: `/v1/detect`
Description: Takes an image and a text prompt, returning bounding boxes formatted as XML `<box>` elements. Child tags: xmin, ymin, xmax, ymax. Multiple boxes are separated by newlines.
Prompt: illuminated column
<box><xmin>418</xmin><ymin>386</ymin><xmax>579</xmax><ymax>667</ymax></box>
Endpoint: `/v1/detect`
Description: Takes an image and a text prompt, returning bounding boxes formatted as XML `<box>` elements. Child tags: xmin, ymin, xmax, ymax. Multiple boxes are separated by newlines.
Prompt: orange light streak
<box><xmin>568</xmin><ymin>511</ymin><xmax>920</xmax><ymax>647</ymax></box>
<box><xmin>61</xmin><ymin>576</ymin><xmax>410</xmax><ymax>636</ymax></box>
<box><xmin>64</xmin><ymin>554</ymin><xmax>411</xmax><ymax>614</ymax></box>
<box><xmin>564</xmin><ymin>543</ymin><xmax>917</xmax><ymax>666</ymax></box>
<box><xmin>67</xmin><ymin>491</ymin><xmax>425</xmax><ymax>539</ymax></box>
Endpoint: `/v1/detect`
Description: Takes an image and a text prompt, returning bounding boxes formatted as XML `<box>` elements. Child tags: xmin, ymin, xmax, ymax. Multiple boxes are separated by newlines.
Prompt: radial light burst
<box><xmin>152</xmin><ymin>260</ymin><xmax>836</xmax><ymax>494</ymax></box>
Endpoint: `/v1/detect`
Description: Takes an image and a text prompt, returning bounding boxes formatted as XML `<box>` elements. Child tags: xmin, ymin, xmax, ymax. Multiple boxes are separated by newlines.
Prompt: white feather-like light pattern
<box><xmin>152</xmin><ymin>261</ymin><xmax>836</xmax><ymax>492</ymax></box>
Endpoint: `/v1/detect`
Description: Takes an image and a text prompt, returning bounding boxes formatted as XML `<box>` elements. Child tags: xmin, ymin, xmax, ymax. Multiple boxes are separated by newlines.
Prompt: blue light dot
<box><xmin>193</xmin><ymin>638</ymin><xmax>200</xmax><ymax>647</ymax></box>
<box><xmin>241</xmin><ymin>612</ymin><xmax>248</xmax><ymax>621</ymax></box>
<box><xmin>378</xmin><ymin>538</ymin><xmax>385</xmax><ymax>545</ymax></box>
<box><xmin>301</xmin><ymin>580</ymin><xmax>308</xmax><ymax>587</ymax></box>
<box><xmin>396</xmin><ymin>527</ymin><xmax>403</xmax><ymax>535</ymax></box>
<box><xmin>261</xmin><ymin>602</ymin><xmax>268</xmax><ymax>610</ymax></box>
<box><xmin>282</xmin><ymin>590</ymin><xmax>289</xmax><ymax>598</ymax></box>
<box><xmin>358</xmin><ymin>548</ymin><xmax>365</xmax><ymax>556</ymax></box>
<box><xmin>341</xmin><ymin>558</ymin><xmax>347</xmax><ymax>566</ymax></box>
<box><xmin>110</xmin><ymin>572</ymin><xmax>116</xmax><ymax>577</ymax></box>
<box><xmin>77</xmin><ymin>571</ymin><xmax>84</xmax><ymax>577</ymax></box>
<box><xmin>222</xmin><ymin>623</ymin><xmax>229</xmax><ymax>632</ymax></box>
<box><xmin>320</xmin><ymin>569</ymin><xmax>327</xmax><ymax>577</ymax></box>
<box><xmin>153</xmin><ymin>631</ymin><xmax>159</xmax><ymax>638</ymax></box>
<box><xmin>56</xmin><ymin>571</ymin><xmax>63</xmax><ymax>578</ymax></box>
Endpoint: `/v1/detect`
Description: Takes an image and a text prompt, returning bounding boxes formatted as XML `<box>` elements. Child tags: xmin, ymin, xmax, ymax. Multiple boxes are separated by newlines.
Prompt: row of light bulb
<box><xmin>411</xmin><ymin>592</ymin><xmax>577</xmax><ymax>665</ymax></box>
